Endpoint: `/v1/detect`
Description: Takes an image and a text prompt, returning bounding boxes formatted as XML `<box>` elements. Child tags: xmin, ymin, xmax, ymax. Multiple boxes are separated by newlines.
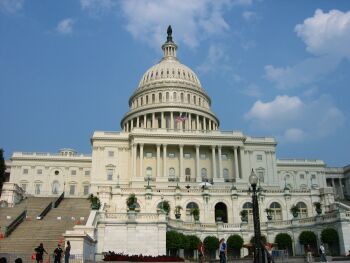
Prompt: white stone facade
<box><xmin>4</xmin><ymin>29</ymin><xmax>350</xmax><ymax>258</ymax></box>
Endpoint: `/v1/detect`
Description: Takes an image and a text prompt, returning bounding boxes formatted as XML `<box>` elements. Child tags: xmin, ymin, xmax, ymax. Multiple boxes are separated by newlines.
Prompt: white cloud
<box><xmin>56</xmin><ymin>19</ymin><xmax>74</xmax><ymax>35</ymax></box>
<box><xmin>245</xmin><ymin>95</ymin><xmax>345</xmax><ymax>142</ymax></box>
<box><xmin>197</xmin><ymin>44</ymin><xmax>230</xmax><ymax>73</ymax></box>
<box><xmin>241</xmin><ymin>83</ymin><xmax>262</xmax><ymax>97</ymax></box>
<box><xmin>242</xmin><ymin>11</ymin><xmax>256</xmax><ymax>21</ymax></box>
<box><xmin>80</xmin><ymin>0</ymin><xmax>114</xmax><ymax>15</ymax></box>
<box><xmin>295</xmin><ymin>9</ymin><xmax>350</xmax><ymax>58</ymax></box>
<box><xmin>120</xmin><ymin>0</ymin><xmax>231</xmax><ymax>48</ymax></box>
<box><xmin>0</xmin><ymin>0</ymin><xmax>24</xmax><ymax>14</ymax></box>
<box><xmin>265</xmin><ymin>9</ymin><xmax>350</xmax><ymax>89</ymax></box>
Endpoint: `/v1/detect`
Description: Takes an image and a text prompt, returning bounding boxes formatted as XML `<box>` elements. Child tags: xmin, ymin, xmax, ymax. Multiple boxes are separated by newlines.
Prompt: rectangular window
<box><xmin>107</xmin><ymin>170</ymin><xmax>113</xmax><ymax>181</ymax></box>
<box><xmin>21</xmin><ymin>184</ymin><xmax>27</xmax><ymax>191</ymax></box>
<box><xmin>257</xmin><ymin>154</ymin><xmax>263</xmax><ymax>161</ymax></box>
<box><xmin>23</xmin><ymin>169</ymin><xmax>28</xmax><ymax>175</ymax></box>
<box><xmin>184</xmin><ymin>153</ymin><xmax>191</xmax><ymax>159</ymax></box>
<box><xmin>168</xmin><ymin>152</ymin><xmax>176</xmax><ymax>158</ymax></box>
<box><xmin>83</xmin><ymin>185</ymin><xmax>89</xmax><ymax>195</ymax></box>
<box><xmin>300</xmin><ymin>174</ymin><xmax>305</xmax><ymax>179</ymax></box>
<box><xmin>35</xmin><ymin>184</ymin><xmax>41</xmax><ymax>195</ymax></box>
<box><xmin>311</xmin><ymin>174</ymin><xmax>316</xmax><ymax>179</ymax></box>
<box><xmin>37</xmin><ymin>169</ymin><xmax>42</xmax><ymax>175</ymax></box>
<box><xmin>84</xmin><ymin>170</ymin><xmax>90</xmax><ymax>176</ymax></box>
<box><xmin>69</xmin><ymin>185</ymin><xmax>75</xmax><ymax>195</ymax></box>
<box><xmin>71</xmin><ymin>170</ymin><xmax>76</xmax><ymax>176</ymax></box>
<box><xmin>108</xmin><ymin>151</ymin><xmax>114</xmax><ymax>157</ymax></box>
<box><xmin>221</xmin><ymin>154</ymin><xmax>228</xmax><ymax>160</ymax></box>
<box><xmin>146</xmin><ymin>152</ymin><xmax>153</xmax><ymax>158</ymax></box>
<box><xmin>200</xmin><ymin>153</ymin><xmax>206</xmax><ymax>159</ymax></box>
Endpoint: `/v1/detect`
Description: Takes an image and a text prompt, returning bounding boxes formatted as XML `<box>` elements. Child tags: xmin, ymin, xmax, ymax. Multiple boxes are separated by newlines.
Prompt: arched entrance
<box><xmin>215</xmin><ymin>202</ymin><xmax>228</xmax><ymax>223</ymax></box>
<box><xmin>52</xmin><ymin>180</ymin><xmax>60</xmax><ymax>195</ymax></box>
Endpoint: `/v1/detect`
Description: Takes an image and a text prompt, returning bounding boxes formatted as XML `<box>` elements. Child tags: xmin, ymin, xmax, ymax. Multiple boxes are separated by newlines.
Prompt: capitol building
<box><xmin>1</xmin><ymin>28</ymin><xmax>350</xmax><ymax>260</ymax></box>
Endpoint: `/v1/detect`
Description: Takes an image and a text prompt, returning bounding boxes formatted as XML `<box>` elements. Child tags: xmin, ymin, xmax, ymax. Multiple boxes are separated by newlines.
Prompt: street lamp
<box><xmin>249</xmin><ymin>169</ymin><xmax>265</xmax><ymax>263</ymax></box>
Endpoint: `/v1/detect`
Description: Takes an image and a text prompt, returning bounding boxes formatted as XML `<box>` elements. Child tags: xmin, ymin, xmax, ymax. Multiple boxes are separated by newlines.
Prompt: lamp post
<box><xmin>249</xmin><ymin>169</ymin><xmax>265</xmax><ymax>263</ymax></box>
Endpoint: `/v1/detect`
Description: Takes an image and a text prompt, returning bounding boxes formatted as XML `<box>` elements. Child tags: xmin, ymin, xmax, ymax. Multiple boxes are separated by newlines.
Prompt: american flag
<box><xmin>175</xmin><ymin>113</ymin><xmax>188</xmax><ymax>123</ymax></box>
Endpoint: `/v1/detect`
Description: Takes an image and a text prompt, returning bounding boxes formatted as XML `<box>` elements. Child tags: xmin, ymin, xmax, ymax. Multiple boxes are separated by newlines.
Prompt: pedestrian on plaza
<box><xmin>54</xmin><ymin>244</ymin><xmax>64</xmax><ymax>263</ymax></box>
<box><xmin>0</xmin><ymin>257</ymin><xmax>7</xmax><ymax>263</ymax></box>
<box><xmin>319</xmin><ymin>243</ymin><xmax>327</xmax><ymax>262</ymax></box>
<box><xmin>34</xmin><ymin>243</ymin><xmax>48</xmax><ymax>263</ymax></box>
<box><xmin>219</xmin><ymin>238</ymin><xmax>227</xmax><ymax>263</ymax></box>
<box><xmin>305</xmin><ymin>244</ymin><xmax>313</xmax><ymax>263</ymax></box>
<box><xmin>197</xmin><ymin>241</ymin><xmax>205</xmax><ymax>263</ymax></box>
<box><xmin>64</xmin><ymin>241</ymin><xmax>71</xmax><ymax>263</ymax></box>
<box><xmin>14</xmin><ymin>259</ymin><xmax>22</xmax><ymax>263</ymax></box>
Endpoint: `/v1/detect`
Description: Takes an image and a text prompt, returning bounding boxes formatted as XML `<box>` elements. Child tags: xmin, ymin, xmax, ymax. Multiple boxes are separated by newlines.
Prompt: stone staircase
<box><xmin>0</xmin><ymin>197</ymin><xmax>91</xmax><ymax>255</ymax></box>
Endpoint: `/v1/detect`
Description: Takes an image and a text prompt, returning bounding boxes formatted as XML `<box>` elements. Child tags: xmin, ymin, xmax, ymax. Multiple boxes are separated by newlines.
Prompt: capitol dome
<box><xmin>121</xmin><ymin>26</ymin><xmax>219</xmax><ymax>132</ymax></box>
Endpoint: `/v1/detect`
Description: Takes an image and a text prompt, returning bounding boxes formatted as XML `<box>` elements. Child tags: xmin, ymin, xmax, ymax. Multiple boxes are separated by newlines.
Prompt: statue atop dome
<box><xmin>167</xmin><ymin>25</ymin><xmax>173</xmax><ymax>42</ymax></box>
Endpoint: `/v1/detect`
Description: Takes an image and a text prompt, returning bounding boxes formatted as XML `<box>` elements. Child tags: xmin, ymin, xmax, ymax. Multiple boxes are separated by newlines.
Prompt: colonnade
<box><xmin>130</xmin><ymin>143</ymin><xmax>243</xmax><ymax>182</ymax></box>
<box><xmin>123</xmin><ymin>112</ymin><xmax>218</xmax><ymax>132</ymax></box>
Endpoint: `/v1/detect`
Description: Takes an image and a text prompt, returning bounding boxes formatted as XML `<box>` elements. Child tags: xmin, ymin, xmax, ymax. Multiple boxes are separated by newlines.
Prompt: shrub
<box><xmin>275</xmin><ymin>233</ymin><xmax>293</xmax><ymax>250</ymax></box>
<box><xmin>299</xmin><ymin>231</ymin><xmax>317</xmax><ymax>246</ymax></box>
<box><xmin>203</xmin><ymin>236</ymin><xmax>219</xmax><ymax>252</ymax></box>
<box><xmin>166</xmin><ymin>231</ymin><xmax>183</xmax><ymax>251</ymax></box>
<box><xmin>321</xmin><ymin>228</ymin><xmax>338</xmax><ymax>244</ymax></box>
<box><xmin>227</xmin><ymin>235</ymin><xmax>244</xmax><ymax>250</ymax></box>
<box><xmin>126</xmin><ymin>193</ymin><xmax>137</xmax><ymax>209</ymax></box>
<box><xmin>185</xmin><ymin>235</ymin><xmax>201</xmax><ymax>251</ymax></box>
<box><xmin>103</xmin><ymin>252</ymin><xmax>184</xmax><ymax>262</ymax></box>
<box><xmin>250</xmin><ymin>235</ymin><xmax>267</xmax><ymax>245</ymax></box>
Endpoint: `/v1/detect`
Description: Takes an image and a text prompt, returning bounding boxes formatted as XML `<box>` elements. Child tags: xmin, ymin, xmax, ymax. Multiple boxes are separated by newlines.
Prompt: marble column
<box><xmin>196</xmin><ymin>145</ymin><xmax>200</xmax><ymax>182</ymax></box>
<box><xmin>152</xmin><ymin>113</ymin><xmax>155</xmax><ymax>128</ymax></box>
<box><xmin>218</xmin><ymin>146</ymin><xmax>222</xmax><ymax>179</ymax></box>
<box><xmin>196</xmin><ymin>115</ymin><xmax>199</xmax><ymax>130</ymax></box>
<box><xmin>170</xmin><ymin>112</ymin><xmax>174</xmax><ymax>129</ymax></box>
<box><xmin>144</xmin><ymin>115</ymin><xmax>147</xmax><ymax>128</ymax></box>
<box><xmin>131</xmin><ymin>119</ymin><xmax>134</xmax><ymax>129</ymax></box>
<box><xmin>234</xmin><ymin>147</ymin><xmax>239</xmax><ymax>179</ymax></box>
<box><xmin>139</xmin><ymin>144</ymin><xmax>144</xmax><ymax>178</ymax></box>
<box><xmin>188</xmin><ymin>114</ymin><xmax>192</xmax><ymax>130</ymax></box>
<box><xmin>161</xmin><ymin>112</ymin><xmax>165</xmax><ymax>129</ymax></box>
<box><xmin>157</xmin><ymin>144</ymin><xmax>161</xmax><ymax>178</ymax></box>
<box><xmin>132</xmin><ymin>144</ymin><xmax>137</xmax><ymax>177</ymax></box>
<box><xmin>239</xmin><ymin>147</ymin><xmax>245</xmax><ymax>180</ymax></box>
<box><xmin>211</xmin><ymin>146</ymin><xmax>217</xmax><ymax>179</ymax></box>
<box><xmin>136</xmin><ymin>117</ymin><xmax>139</xmax><ymax>128</ymax></box>
<box><xmin>179</xmin><ymin>145</ymin><xmax>184</xmax><ymax>182</ymax></box>
<box><xmin>203</xmin><ymin>117</ymin><xmax>207</xmax><ymax>130</ymax></box>
<box><xmin>163</xmin><ymin>144</ymin><xmax>167</xmax><ymax>178</ymax></box>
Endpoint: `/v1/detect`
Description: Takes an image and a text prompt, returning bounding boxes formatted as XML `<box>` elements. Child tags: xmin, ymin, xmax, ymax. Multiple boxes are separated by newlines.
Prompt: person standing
<box><xmin>64</xmin><ymin>241</ymin><xmax>71</xmax><ymax>263</ymax></box>
<box><xmin>305</xmin><ymin>244</ymin><xmax>313</xmax><ymax>263</ymax></box>
<box><xmin>219</xmin><ymin>238</ymin><xmax>227</xmax><ymax>263</ymax></box>
<box><xmin>319</xmin><ymin>243</ymin><xmax>327</xmax><ymax>262</ymax></box>
<box><xmin>197</xmin><ymin>241</ymin><xmax>205</xmax><ymax>263</ymax></box>
<box><xmin>54</xmin><ymin>244</ymin><xmax>64</xmax><ymax>263</ymax></box>
<box><xmin>34</xmin><ymin>243</ymin><xmax>48</xmax><ymax>263</ymax></box>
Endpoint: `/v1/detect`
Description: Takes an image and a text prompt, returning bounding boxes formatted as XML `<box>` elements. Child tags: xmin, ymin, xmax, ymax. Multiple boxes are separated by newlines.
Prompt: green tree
<box><xmin>227</xmin><ymin>234</ymin><xmax>244</xmax><ymax>258</ymax></box>
<box><xmin>185</xmin><ymin>235</ymin><xmax>201</xmax><ymax>251</ymax></box>
<box><xmin>275</xmin><ymin>233</ymin><xmax>293</xmax><ymax>255</ymax></box>
<box><xmin>299</xmin><ymin>231</ymin><xmax>317</xmax><ymax>246</ymax></box>
<box><xmin>321</xmin><ymin>228</ymin><xmax>339</xmax><ymax>255</ymax></box>
<box><xmin>166</xmin><ymin>231</ymin><xmax>182</xmax><ymax>256</ymax></box>
<box><xmin>250</xmin><ymin>235</ymin><xmax>267</xmax><ymax>244</ymax></box>
<box><xmin>203</xmin><ymin>236</ymin><xmax>219</xmax><ymax>259</ymax></box>
<box><xmin>0</xmin><ymin>149</ymin><xmax>5</xmax><ymax>192</ymax></box>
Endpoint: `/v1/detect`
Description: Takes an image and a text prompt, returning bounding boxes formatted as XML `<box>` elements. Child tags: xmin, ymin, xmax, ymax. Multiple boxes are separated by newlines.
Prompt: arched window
<box><xmin>186</xmin><ymin>202</ymin><xmax>198</xmax><ymax>214</ymax></box>
<box><xmin>173</xmin><ymin>92</ymin><xmax>177</xmax><ymax>101</ymax></box>
<box><xmin>297</xmin><ymin>202</ymin><xmax>308</xmax><ymax>218</ymax></box>
<box><xmin>243</xmin><ymin>202</ymin><xmax>253</xmax><ymax>222</ymax></box>
<box><xmin>185</xmin><ymin>168</ymin><xmax>191</xmax><ymax>182</ymax></box>
<box><xmin>180</xmin><ymin>93</ymin><xmax>184</xmax><ymax>102</ymax></box>
<box><xmin>152</xmin><ymin>94</ymin><xmax>155</xmax><ymax>103</ymax></box>
<box><xmin>159</xmin><ymin>93</ymin><xmax>162</xmax><ymax>102</ymax></box>
<box><xmin>140</xmin><ymin>97</ymin><xmax>143</xmax><ymax>106</ymax></box>
<box><xmin>269</xmin><ymin>202</ymin><xmax>282</xmax><ymax>221</ymax></box>
<box><xmin>166</xmin><ymin>92</ymin><xmax>169</xmax><ymax>102</ymax></box>
<box><xmin>187</xmin><ymin>94</ymin><xmax>190</xmax><ymax>102</ymax></box>
<box><xmin>146</xmin><ymin>167</ymin><xmax>152</xmax><ymax>178</ymax></box>
<box><xmin>169</xmin><ymin>167</ymin><xmax>175</xmax><ymax>178</ymax></box>
<box><xmin>201</xmin><ymin>168</ymin><xmax>208</xmax><ymax>182</ymax></box>
<box><xmin>146</xmin><ymin>95</ymin><xmax>149</xmax><ymax>104</ymax></box>
<box><xmin>223</xmin><ymin>169</ymin><xmax>229</xmax><ymax>181</ymax></box>
<box><xmin>194</xmin><ymin>95</ymin><xmax>197</xmax><ymax>104</ymax></box>
<box><xmin>52</xmin><ymin>181</ymin><xmax>60</xmax><ymax>195</ymax></box>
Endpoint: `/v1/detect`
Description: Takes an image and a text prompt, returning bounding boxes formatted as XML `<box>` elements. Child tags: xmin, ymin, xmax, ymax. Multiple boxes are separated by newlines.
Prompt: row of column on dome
<box><xmin>124</xmin><ymin>112</ymin><xmax>218</xmax><ymax>132</ymax></box>
<box><xmin>130</xmin><ymin>143</ymin><xmax>243</xmax><ymax>182</ymax></box>
<box><xmin>130</xmin><ymin>91</ymin><xmax>209</xmax><ymax>109</ymax></box>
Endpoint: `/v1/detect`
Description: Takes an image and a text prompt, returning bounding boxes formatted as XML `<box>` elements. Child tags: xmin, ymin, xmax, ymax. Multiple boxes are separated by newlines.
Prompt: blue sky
<box><xmin>0</xmin><ymin>0</ymin><xmax>349</xmax><ymax>167</ymax></box>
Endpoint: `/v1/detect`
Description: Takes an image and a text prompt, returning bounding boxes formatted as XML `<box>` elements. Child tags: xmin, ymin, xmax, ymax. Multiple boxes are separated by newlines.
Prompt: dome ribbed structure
<box><xmin>121</xmin><ymin>26</ymin><xmax>219</xmax><ymax>132</ymax></box>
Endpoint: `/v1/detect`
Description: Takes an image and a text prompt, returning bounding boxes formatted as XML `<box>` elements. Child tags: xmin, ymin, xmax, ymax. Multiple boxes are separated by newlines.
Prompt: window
<box><xmin>21</xmin><ymin>184</ymin><xmax>27</xmax><ymax>192</ymax></box>
<box><xmin>107</xmin><ymin>170</ymin><xmax>113</xmax><ymax>181</ymax></box>
<box><xmin>269</xmin><ymin>202</ymin><xmax>282</xmax><ymax>221</ymax></box>
<box><xmin>23</xmin><ymin>169</ymin><xmax>28</xmax><ymax>175</ymax></box>
<box><xmin>311</xmin><ymin>174</ymin><xmax>316</xmax><ymax>180</ymax></box>
<box><xmin>257</xmin><ymin>154</ymin><xmax>263</xmax><ymax>161</ymax></box>
<box><xmin>54</xmin><ymin>170</ymin><xmax>59</xmax><ymax>175</ymax></box>
<box><xmin>186</xmin><ymin>202</ymin><xmax>199</xmax><ymax>214</ymax></box>
<box><xmin>108</xmin><ymin>151</ymin><xmax>114</xmax><ymax>157</ymax></box>
<box><xmin>159</xmin><ymin>93</ymin><xmax>162</xmax><ymax>102</ymax></box>
<box><xmin>69</xmin><ymin>185</ymin><xmax>76</xmax><ymax>195</ymax></box>
<box><xmin>146</xmin><ymin>167</ymin><xmax>152</xmax><ymax>178</ymax></box>
<box><xmin>83</xmin><ymin>185</ymin><xmax>90</xmax><ymax>195</ymax></box>
<box><xmin>146</xmin><ymin>152</ymin><xmax>153</xmax><ymax>158</ymax></box>
<box><xmin>85</xmin><ymin>170</ymin><xmax>90</xmax><ymax>176</ymax></box>
<box><xmin>35</xmin><ymin>184</ymin><xmax>41</xmax><ymax>195</ymax></box>
<box><xmin>184</xmin><ymin>153</ymin><xmax>191</xmax><ymax>159</ymax></box>
<box><xmin>200</xmin><ymin>153</ymin><xmax>206</xmax><ymax>159</ymax></box>
<box><xmin>168</xmin><ymin>152</ymin><xmax>176</xmax><ymax>158</ymax></box>
<box><xmin>71</xmin><ymin>170</ymin><xmax>76</xmax><ymax>176</ymax></box>
<box><xmin>257</xmin><ymin>170</ymin><xmax>264</xmax><ymax>183</ymax></box>
<box><xmin>187</xmin><ymin>94</ymin><xmax>190</xmax><ymax>102</ymax></box>
<box><xmin>169</xmin><ymin>168</ymin><xmax>175</xmax><ymax>180</ymax></box>
<box><xmin>297</xmin><ymin>202</ymin><xmax>308</xmax><ymax>218</ymax></box>
<box><xmin>37</xmin><ymin>169</ymin><xmax>42</xmax><ymax>175</ymax></box>
<box><xmin>300</xmin><ymin>174</ymin><xmax>305</xmax><ymax>179</ymax></box>
<box><xmin>243</xmin><ymin>202</ymin><xmax>253</xmax><ymax>222</ymax></box>
<box><xmin>223</xmin><ymin>169</ymin><xmax>229</xmax><ymax>181</ymax></box>
<box><xmin>52</xmin><ymin>181</ymin><xmax>60</xmax><ymax>194</ymax></box>
<box><xmin>221</xmin><ymin>154</ymin><xmax>228</xmax><ymax>160</ymax></box>
<box><xmin>185</xmin><ymin>168</ymin><xmax>191</xmax><ymax>176</ymax></box>
<box><xmin>201</xmin><ymin>168</ymin><xmax>208</xmax><ymax>182</ymax></box>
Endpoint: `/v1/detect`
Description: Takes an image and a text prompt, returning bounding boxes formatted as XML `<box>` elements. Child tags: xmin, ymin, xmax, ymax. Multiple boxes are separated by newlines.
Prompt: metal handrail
<box><xmin>53</xmin><ymin>192</ymin><xmax>64</xmax><ymax>208</ymax></box>
<box><xmin>5</xmin><ymin>209</ymin><xmax>27</xmax><ymax>237</ymax></box>
<box><xmin>36</xmin><ymin>202</ymin><xmax>53</xmax><ymax>220</ymax></box>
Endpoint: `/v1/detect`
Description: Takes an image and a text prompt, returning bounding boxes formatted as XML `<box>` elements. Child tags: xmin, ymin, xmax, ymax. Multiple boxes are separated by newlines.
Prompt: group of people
<box><xmin>198</xmin><ymin>238</ymin><xmax>227</xmax><ymax>263</ymax></box>
<box><xmin>306</xmin><ymin>243</ymin><xmax>328</xmax><ymax>263</ymax></box>
<box><xmin>34</xmin><ymin>241</ymin><xmax>71</xmax><ymax>263</ymax></box>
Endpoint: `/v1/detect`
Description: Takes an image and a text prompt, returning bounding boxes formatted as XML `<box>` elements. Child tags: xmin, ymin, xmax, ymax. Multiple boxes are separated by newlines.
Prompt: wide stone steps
<box><xmin>0</xmin><ymin>198</ymin><xmax>91</xmax><ymax>254</ymax></box>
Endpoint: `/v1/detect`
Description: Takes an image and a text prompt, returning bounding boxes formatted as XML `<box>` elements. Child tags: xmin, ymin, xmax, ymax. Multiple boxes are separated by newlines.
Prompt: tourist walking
<box><xmin>305</xmin><ymin>244</ymin><xmax>313</xmax><ymax>263</ymax></box>
<box><xmin>64</xmin><ymin>241</ymin><xmax>71</xmax><ymax>263</ymax></box>
<box><xmin>54</xmin><ymin>244</ymin><xmax>64</xmax><ymax>263</ymax></box>
<box><xmin>319</xmin><ymin>243</ymin><xmax>327</xmax><ymax>262</ymax></box>
<box><xmin>34</xmin><ymin>243</ymin><xmax>48</xmax><ymax>263</ymax></box>
<box><xmin>219</xmin><ymin>238</ymin><xmax>227</xmax><ymax>263</ymax></box>
<box><xmin>197</xmin><ymin>241</ymin><xmax>205</xmax><ymax>263</ymax></box>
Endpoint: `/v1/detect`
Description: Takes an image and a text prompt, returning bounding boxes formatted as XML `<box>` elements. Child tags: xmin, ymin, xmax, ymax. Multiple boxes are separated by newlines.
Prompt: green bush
<box><xmin>250</xmin><ymin>235</ymin><xmax>267</xmax><ymax>244</ymax></box>
<box><xmin>203</xmin><ymin>236</ymin><xmax>219</xmax><ymax>252</ymax></box>
<box><xmin>185</xmin><ymin>235</ymin><xmax>201</xmax><ymax>250</ymax></box>
<box><xmin>227</xmin><ymin>235</ymin><xmax>244</xmax><ymax>250</ymax></box>
<box><xmin>299</xmin><ymin>231</ymin><xmax>317</xmax><ymax>245</ymax></box>
<box><xmin>321</xmin><ymin>228</ymin><xmax>338</xmax><ymax>244</ymax></box>
<box><xmin>275</xmin><ymin>233</ymin><xmax>293</xmax><ymax>250</ymax></box>
<box><xmin>166</xmin><ymin>231</ymin><xmax>183</xmax><ymax>251</ymax></box>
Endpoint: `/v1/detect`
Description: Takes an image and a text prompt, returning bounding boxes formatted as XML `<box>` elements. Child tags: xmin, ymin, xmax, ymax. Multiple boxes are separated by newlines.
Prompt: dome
<box><xmin>121</xmin><ymin>26</ymin><xmax>219</xmax><ymax>132</ymax></box>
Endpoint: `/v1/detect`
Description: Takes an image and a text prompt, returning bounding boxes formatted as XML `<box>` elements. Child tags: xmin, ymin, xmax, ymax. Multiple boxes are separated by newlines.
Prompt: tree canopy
<box><xmin>227</xmin><ymin>235</ymin><xmax>244</xmax><ymax>250</ymax></box>
<box><xmin>299</xmin><ymin>231</ymin><xmax>317</xmax><ymax>245</ymax></box>
<box><xmin>275</xmin><ymin>233</ymin><xmax>293</xmax><ymax>250</ymax></box>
